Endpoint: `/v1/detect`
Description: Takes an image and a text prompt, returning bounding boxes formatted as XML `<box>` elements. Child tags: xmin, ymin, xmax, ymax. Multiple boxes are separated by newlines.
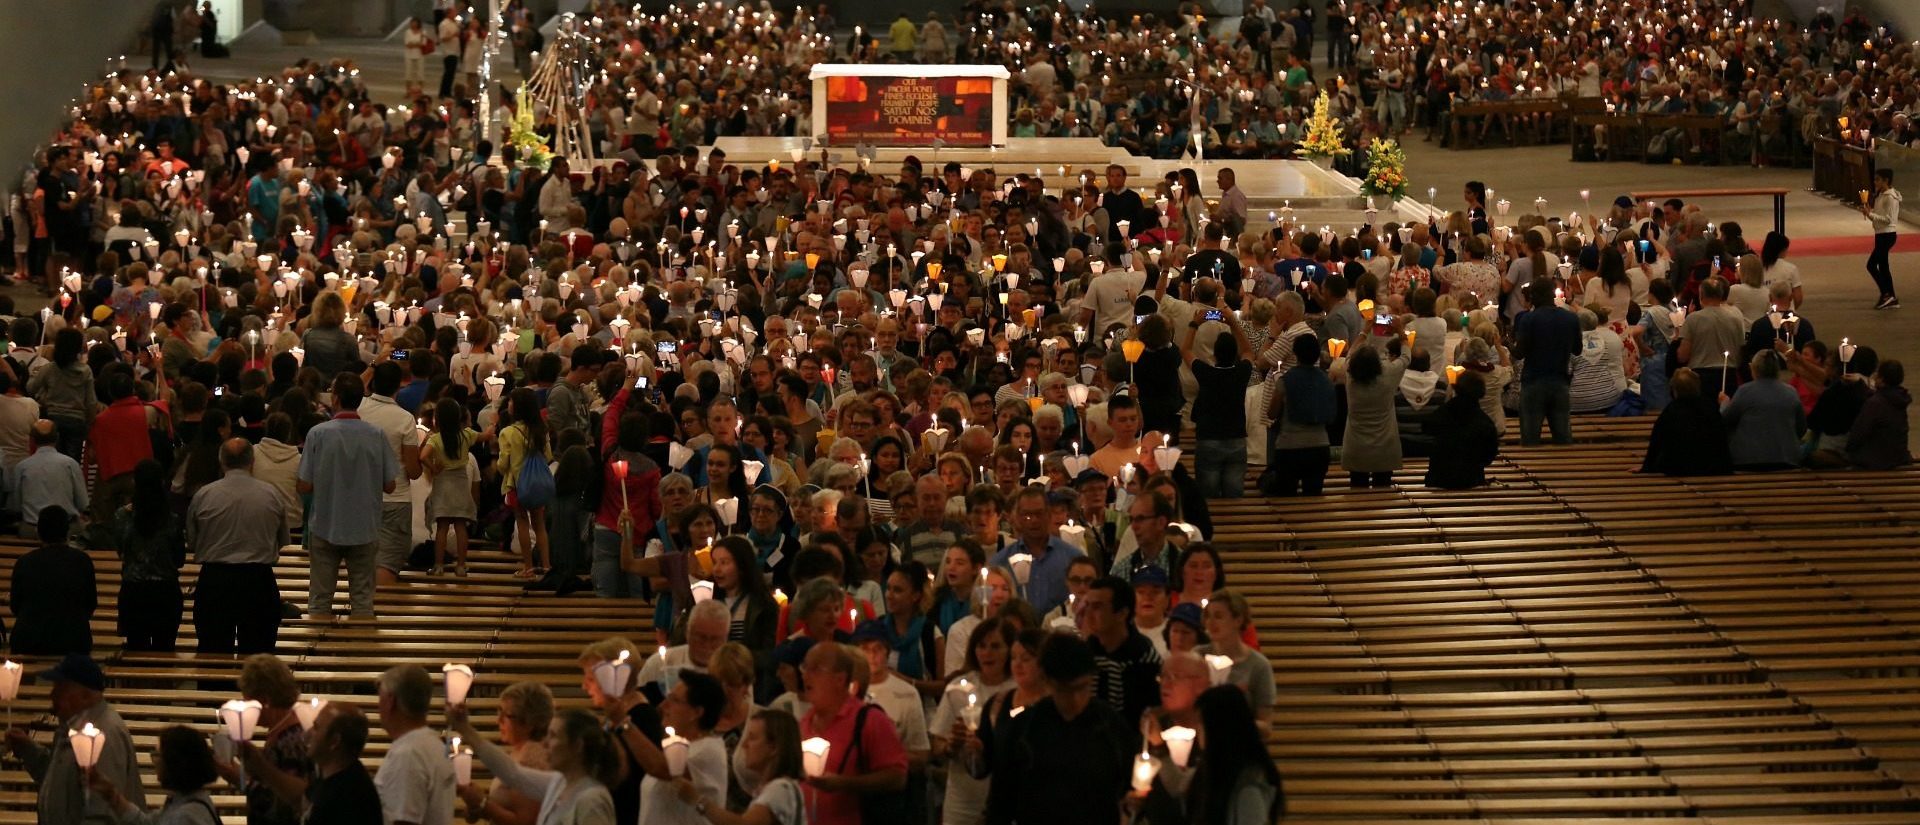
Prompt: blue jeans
<box><xmin>1195</xmin><ymin>437</ymin><xmax>1248</xmax><ymax>498</ymax></box>
<box><xmin>1519</xmin><ymin>377</ymin><xmax>1572</xmax><ymax>446</ymax></box>
<box><xmin>591</xmin><ymin>525</ymin><xmax>648</xmax><ymax>598</ymax></box>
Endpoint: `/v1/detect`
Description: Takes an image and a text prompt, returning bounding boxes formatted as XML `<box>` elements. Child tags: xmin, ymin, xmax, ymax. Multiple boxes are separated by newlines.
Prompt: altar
<box><xmin>809</xmin><ymin>64</ymin><xmax>1013</xmax><ymax>148</ymax></box>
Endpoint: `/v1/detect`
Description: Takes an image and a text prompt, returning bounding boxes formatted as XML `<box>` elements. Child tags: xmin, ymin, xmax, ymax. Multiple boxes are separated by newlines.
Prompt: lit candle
<box><xmin>611</xmin><ymin>459</ymin><xmax>630</xmax><ymax>514</ymax></box>
<box><xmin>451</xmin><ymin>743</ymin><xmax>473</xmax><ymax>785</ymax></box>
<box><xmin>218</xmin><ymin>699</ymin><xmax>264</xmax><ymax>742</ymax></box>
<box><xmin>292</xmin><ymin>696</ymin><xmax>327</xmax><ymax>731</ymax></box>
<box><xmin>1131</xmin><ymin>749</ymin><xmax>1158</xmax><ymax>794</ymax></box>
<box><xmin>70</xmin><ymin>723</ymin><xmax>105</xmax><ymax>771</ymax></box>
<box><xmin>802</xmin><ymin>737</ymin><xmax>832</xmax><ymax>777</ymax></box>
<box><xmin>593</xmin><ymin>650</ymin><xmax>633</xmax><ymax>699</ymax></box>
<box><xmin>1205</xmin><ymin>654</ymin><xmax>1234</xmax><ymax>686</ymax></box>
<box><xmin>662</xmin><ymin>726</ymin><xmax>690</xmax><ymax>776</ymax></box>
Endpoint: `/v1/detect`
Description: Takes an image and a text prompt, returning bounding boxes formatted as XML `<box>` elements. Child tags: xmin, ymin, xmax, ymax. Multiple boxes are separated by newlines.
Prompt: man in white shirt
<box><xmin>852</xmin><ymin>624</ymin><xmax>931</xmax><ymax>792</ymax></box>
<box><xmin>375</xmin><ymin>665</ymin><xmax>455</xmax><ymax>825</ymax></box>
<box><xmin>359</xmin><ymin>362</ymin><xmax>423</xmax><ymax>586</ymax></box>
<box><xmin>1079</xmin><ymin>256</ymin><xmax>1146</xmax><ymax>338</ymax></box>
<box><xmin>539</xmin><ymin>157</ymin><xmax>577</xmax><ymax>233</ymax></box>
<box><xmin>436</xmin><ymin>12</ymin><xmax>461</xmax><ymax>98</ymax></box>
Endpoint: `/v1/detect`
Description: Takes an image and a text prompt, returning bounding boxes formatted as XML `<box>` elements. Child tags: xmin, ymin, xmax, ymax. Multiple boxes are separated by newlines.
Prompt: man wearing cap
<box><xmin>1131</xmin><ymin>566</ymin><xmax>1174</xmax><ymax>660</ymax></box>
<box><xmin>990</xmin><ymin>486</ymin><xmax>1083</xmax><ymax>615</ymax></box>
<box><xmin>2</xmin><ymin>654</ymin><xmax>147</xmax><ymax>823</ymax></box>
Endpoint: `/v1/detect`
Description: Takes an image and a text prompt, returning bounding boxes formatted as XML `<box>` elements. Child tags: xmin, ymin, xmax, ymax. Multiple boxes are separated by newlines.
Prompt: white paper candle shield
<box><xmin>668</xmin><ymin>443</ymin><xmax>695</xmax><ymax>471</ymax></box>
<box><xmin>443</xmin><ymin>664</ymin><xmax>474</xmax><ymax>706</ymax></box>
<box><xmin>293</xmin><ymin>696</ymin><xmax>327</xmax><ymax>731</ymax></box>
<box><xmin>1008</xmin><ymin>554</ymin><xmax>1033</xmax><ymax>587</ymax></box>
<box><xmin>802</xmin><ymin>737</ymin><xmax>831</xmax><ymax>777</ymax></box>
<box><xmin>1163</xmin><ymin>726</ymin><xmax>1197</xmax><ymax>767</ymax></box>
<box><xmin>663</xmin><ymin>727</ymin><xmax>690</xmax><ymax>775</ymax></box>
<box><xmin>218</xmin><ymin>699</ymin><xmax>263</xmax><ymax>742</ymax></box>
<box><xmin>0</xmin><ymin>661</ymin><xmax>21</xmax><ymax>701</ymax></box>
<box><xmin>70</xmin><ymin>723</ymin><xmax>104</xmax><ymax>769</ymax></box>
<box><xmin>594</xmin><ymin>650</ymin><xmax>633</xmax><ymax>698</ymax></box>
<box><xmin>690</xmin><ymin>580</ymin><xmax>715</xmax><ymax>604</ymax></box>
<box><xmin>1205</xmin><ymin>654</ymin><xmax>1233</xmax><ymax>686</ymax></box>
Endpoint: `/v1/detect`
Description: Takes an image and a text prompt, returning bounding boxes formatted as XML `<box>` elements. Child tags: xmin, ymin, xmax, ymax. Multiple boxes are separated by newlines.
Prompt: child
<box><xmin>423</xmin><ymin>397</ymin><xmax>480</xmax><ymax>576</ymax></box>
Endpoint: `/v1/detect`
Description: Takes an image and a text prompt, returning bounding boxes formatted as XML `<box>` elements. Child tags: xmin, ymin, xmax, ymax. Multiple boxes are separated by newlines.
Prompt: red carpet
<box><xmin>1786</xmin><ymin>233</ymin><xmax>1920</xmax><ymax>258</ymax></box>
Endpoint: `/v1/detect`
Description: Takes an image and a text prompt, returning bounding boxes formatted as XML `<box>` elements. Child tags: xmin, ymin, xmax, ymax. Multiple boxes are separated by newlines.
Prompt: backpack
<box><xmin>515</xmin><ymin>445</ymin><xmax>556</xmax><ymax>510</ymax></box>
<box><xmin>842</xmin><ymin>704</ymin><xmax>910</xmax><ymax>823</ymax></box>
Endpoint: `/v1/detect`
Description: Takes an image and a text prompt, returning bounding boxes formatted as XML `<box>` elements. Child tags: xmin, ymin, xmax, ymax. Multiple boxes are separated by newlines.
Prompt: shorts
<box><xmin>375</xmin><ymin>501</ymin><xmax>413</xmax><ymax>573</ymax></box>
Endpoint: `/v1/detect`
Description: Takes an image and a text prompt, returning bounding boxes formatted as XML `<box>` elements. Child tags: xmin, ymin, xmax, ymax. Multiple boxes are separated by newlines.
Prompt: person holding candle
<box><xmin>1675</xmin><ymin>276</ymin><xmax>1746</xmax><ymax>401</ymax></box>
<box><xmin>3</xmin><ymin>654</ymin><xmax>147</xmax><ymax>823</ymax></box>
<box><xmin>593</xmin><ymin>382</ymin><xmax>663</xmax><ymax>597</ymax></box>
<box><xmin>639</xmin><ymin>600</ymin><xmax>731</xmax><ymax>697</ymax></box>
<box><xmin>220</xmin><ymin>654</ymin><xmax>312</xmax><ymax>825</ymax></box>
<box><xmin>452</xmin><ymin>681</ymin><xmax>553</xmax><ymax>825</ymax></box>
<box><xmin>607</xmin><ymin>670</ymin><xmax>730</xmax><ymax>825</ymax></box>
<box><xmin>930</xmin><ymin>618</ymin><xmax>1016</xmax><ymax>825</ymax></box>
<box><xmin>1846</xmin><ymin>360</ymin><xmax>1913</xmax><ymax>470</ymax></box>
<box><xmin>1183</xmin><ymin>686</ymin><xmax>1285</xmax><ymax>825</ymax></box>
<box><xmin>447</xmin><ymin>702</ymin><xmax>620</xmax><ymax>825</ymax></box>
<box><xmin>1862</xmin><ymin>168</ymin><xmax>1901</xmax><ymax>309</ymax></box>
<box><xmin>238</xmin><ymin>702</ymin><xmax>384</xmax><ymax>825</ymax></box>
<box><xmin>87</xmin><ymin>724</ymin><xmax>219</xmax><ymax>824</ymax></box>
<box><xmin>1195</xmin><ymin>591</ymin><xmax>1276</xmax><ymax>734</ymax></box>
<box><xmin>1510</xmin><ymin>279</ymin><xmax>1580</xmax><ymax>447</ymax></box>
<box><xmin>374</xmin><ymin>664</ymin><xmax>458</xmax><ymax>825</ymax></box>
<box><xmin>796</xmin><ymin>642</ymin><xmax>908</xmax><ymax>825</ymax></box>
<box><xmin>983</xmin><ymin>632</ymin><xmax>1137</xmax><ymax>825</ymax></box>
<box><xmin>990</xmin><ymin>486</ymin><xmax>1084</xmax><ymax>615</ymax></box>
<box><xmin>672</xmin><ymin>709</ymin><xmax>805</xmax><ymax>825</ymax></box>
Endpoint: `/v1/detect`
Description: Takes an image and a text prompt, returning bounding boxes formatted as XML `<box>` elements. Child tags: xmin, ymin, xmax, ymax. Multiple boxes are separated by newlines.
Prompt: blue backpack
<box><xmin>515</xmin><ymin>448</ymin><xmax>556</xmax><ymax>509</ymax></box>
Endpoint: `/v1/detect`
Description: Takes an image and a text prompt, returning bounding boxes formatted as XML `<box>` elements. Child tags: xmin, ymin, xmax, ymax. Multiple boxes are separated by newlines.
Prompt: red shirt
<box><xmin>596</xmin><ymin>387</ymin><xmax>663</xmax><ymax>532</ymax></box>
<box><xmin>801</xmin><ymin>698</ymin><xmax>909</xmax><ymax>825</ymax></box>
<box><xmin>89</xmin><ymin>397</ymin><xmax>155</xmax><ymax>480</ymax></box>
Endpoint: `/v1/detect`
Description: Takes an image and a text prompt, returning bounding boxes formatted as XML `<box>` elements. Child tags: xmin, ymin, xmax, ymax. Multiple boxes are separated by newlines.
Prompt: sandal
<box><xmin>513</xmin><ymin>567</ymin><xmax>537</xmax><ymax>579</ymax></box>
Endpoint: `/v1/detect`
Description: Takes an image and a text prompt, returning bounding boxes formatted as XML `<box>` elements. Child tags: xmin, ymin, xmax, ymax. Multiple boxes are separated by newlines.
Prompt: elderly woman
<box><xmin>221</xmin><ymin>654</ymin><xmax>312</xmax><ymax>825</ymax></box>
<box><xmin>448</xmin><ymin>702</ymin><xmax>620</xmax><ymax>825</ymax></box>
<box><xmin>456</xmin><ymin>681</ymin><xmax>556</xmax><ymax>824</ymax></box>
<box><xmin>1722</xmin><ymin>350</ymin><xmax>1807</xmax><ymax>470</ymax></box>
<box><xmin>1569</xmin><ymin>307</ymin><xmax>1628</xmax><ymax>414</ymax></box>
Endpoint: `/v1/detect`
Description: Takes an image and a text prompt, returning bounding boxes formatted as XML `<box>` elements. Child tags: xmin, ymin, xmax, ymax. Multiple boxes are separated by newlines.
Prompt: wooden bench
<box><xmin>1631</xmin><ymin>187</ymin><xmax>1790</xmax><ymax>236</ymax></box>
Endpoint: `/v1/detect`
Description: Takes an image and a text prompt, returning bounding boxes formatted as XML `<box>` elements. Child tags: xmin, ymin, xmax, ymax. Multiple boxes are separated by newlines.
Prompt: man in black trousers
<box><xmin>8</xmin><ymin>507</ymin><xmax>96</xmax><ymax>656</ymax></box>
<box><xmin>187</xmin><ymin>438</ymin><xmax>291</xmax><ymax>657</ymax></box>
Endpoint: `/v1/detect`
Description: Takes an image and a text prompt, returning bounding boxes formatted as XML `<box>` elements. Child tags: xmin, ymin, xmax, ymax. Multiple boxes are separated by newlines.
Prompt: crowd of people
<box><xmin>0</xmin><ymin>1</ymin><xmax>1914</xmax><ymax>824</ymax></box>
<box><xmin>354</xmin><ymin>0</ymin><xmax>1920</xmax><ymax>169</ymax></box>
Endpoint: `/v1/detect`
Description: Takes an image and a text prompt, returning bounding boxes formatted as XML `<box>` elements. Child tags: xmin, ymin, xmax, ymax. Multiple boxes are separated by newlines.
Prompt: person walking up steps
<box><xmin>1864</xmin><ymin>168</ymin><xmax>1903</xmax><ymax>309</ymax></box>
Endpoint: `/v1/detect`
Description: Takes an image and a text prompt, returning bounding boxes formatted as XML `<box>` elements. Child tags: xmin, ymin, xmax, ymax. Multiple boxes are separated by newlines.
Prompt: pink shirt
<box><xmin>801</xmin><ymin>698</ymin><xmax>908</xmax><ymax>825</ymax></box>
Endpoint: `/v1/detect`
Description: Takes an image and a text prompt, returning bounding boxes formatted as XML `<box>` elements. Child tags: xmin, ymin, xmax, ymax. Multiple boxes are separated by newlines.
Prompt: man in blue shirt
<box><xmin>247</xmin><ymin>163</ymin><xmax>283</xmax><ymax>243</ymax></box>
<box><xmin>1512</xmin><ymin>279</ymin><xmax>1582</xmax><ymax>445</ymax></box>
<box><xmin>392</xmin><ymin>351</ymin><xmax>434</xmax><ymax>413</ymax></box>
<box><xmin>991</xmin><ymin>486</ymin><xmax>1083</xmax><ymax>615</ymax></box>
<box><xmin>299</xmin><ymin>373</ymin><xmax>399</xmax><ymax>619</ymax></box>
<box><xmin>10</xmin><ymin>421</ymin><xmax>86</xmax><ymax>538</ymax></box>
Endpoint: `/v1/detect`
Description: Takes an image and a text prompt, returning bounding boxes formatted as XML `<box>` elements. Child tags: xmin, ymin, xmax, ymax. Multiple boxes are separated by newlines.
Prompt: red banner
<box><xmin>823</xmin><ymin>75</ymin><xmax>995</xmax><ymax>147</ymax></box>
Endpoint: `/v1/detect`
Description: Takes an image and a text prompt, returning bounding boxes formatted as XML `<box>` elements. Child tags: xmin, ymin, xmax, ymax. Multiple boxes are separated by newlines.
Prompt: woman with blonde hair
<box><xmin>457</xmin><ymin>681</ymin><xmax>556</xmax><ymax>824</ymax></box>
<box><xmin>299</xmin><ymin>291</ymin><xmax>359</xmax><ymax>382</ymax></box>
